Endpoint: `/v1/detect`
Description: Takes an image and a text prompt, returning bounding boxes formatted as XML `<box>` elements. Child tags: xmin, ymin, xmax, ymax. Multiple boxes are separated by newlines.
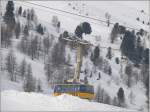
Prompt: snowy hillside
<box><xmin>1</xmin><ymin>1</ymin><xmax>149</xmax><ymax>112</ymax></box>
<box><xmin>1</xmin><ymin>90</ymin><xmax>136</xmax><ymax>111</ymax></box>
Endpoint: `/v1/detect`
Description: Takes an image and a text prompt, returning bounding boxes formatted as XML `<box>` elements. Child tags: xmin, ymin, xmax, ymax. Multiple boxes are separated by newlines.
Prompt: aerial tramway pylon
<box><xmin>61</xmin><ymin>37</ymin><xmax>92</xmax><ymax>84</ymax></box>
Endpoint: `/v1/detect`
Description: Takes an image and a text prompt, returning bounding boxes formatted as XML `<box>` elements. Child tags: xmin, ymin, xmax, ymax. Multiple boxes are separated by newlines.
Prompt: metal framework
<box><xmin>61</xmin><ymin>37</ymin><xmax>92</xmax><ymax>83</ymax></box>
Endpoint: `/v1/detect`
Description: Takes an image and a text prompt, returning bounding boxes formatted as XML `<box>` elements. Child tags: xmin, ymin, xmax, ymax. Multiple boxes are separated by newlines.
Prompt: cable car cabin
<box><xmin>53</xmin><ymin>84</ymin><xmax>94</xmax><ymax>100</ymax></box>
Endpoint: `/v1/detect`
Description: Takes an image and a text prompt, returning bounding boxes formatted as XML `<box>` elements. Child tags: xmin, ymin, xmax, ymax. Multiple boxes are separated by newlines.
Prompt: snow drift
<box><xmin>1</xmin><ymin>90</ymin><xmax>136</xmax><ymax>111</ymax></box>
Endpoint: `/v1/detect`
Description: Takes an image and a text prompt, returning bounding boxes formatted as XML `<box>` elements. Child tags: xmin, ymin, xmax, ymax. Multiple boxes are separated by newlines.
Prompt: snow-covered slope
<box><xmin>15</xmin><ymin>1</ymin><xmax>149</xmax><ymax>31</ymax></box>
<box><xmin>14</xmin><ymin>1</ymin><xmax>149</xmax><ymax>49</ymax></box>
<box><xmin>1</xmin><ymin>1</ymin><xmax>149</xmax><ymax>112</ymax></box>
<box><xmin>1</xmin><ymin>90</ymin><xmax>136</xmax><ymax>111</ymax></box>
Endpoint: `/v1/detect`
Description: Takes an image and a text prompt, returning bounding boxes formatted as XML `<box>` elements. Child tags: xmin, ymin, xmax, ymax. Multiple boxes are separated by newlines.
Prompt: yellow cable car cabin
<box><xmin>53</xmin><ymin>84</ymin><xmax>95</xmax><ymax>100</ymax></box>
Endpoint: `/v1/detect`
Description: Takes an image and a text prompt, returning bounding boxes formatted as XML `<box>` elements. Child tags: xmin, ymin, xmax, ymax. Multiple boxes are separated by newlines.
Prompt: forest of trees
<box><xmin>120</xmin><ymin>29</ymin><xmax>149</xmax><ymax>65</ymax></box>
<box><xmin>1</xmin><ymin>1</ymin><xmax>15</xmax><ymax>48</ymax></box>
<box><xmin>95</xmin><ymin>86</ymin><xmax>126</xmax><ymax>107</ymax></box>
<box><xmin>5</xmin><ymin>49</ymin><xmax>42</xmax><ymax>92</ymax></box>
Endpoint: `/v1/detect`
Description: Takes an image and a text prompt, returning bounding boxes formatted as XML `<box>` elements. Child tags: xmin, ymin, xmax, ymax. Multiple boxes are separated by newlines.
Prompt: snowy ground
<box><xmin>1</xmin><ymin>90</ymin><xmax>137</xmax><ymax>111</ymax></box>
<box><xmin>1</xmin><ymin>0</ymin><xmax>149</xmax><ymax>111</ymax></box>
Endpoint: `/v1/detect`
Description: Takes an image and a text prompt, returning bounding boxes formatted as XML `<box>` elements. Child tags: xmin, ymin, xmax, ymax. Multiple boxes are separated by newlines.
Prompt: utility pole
<box><xmin>105</xmin><ymin>12</ymin><xmax>111</xmax><ymax>27</ymax></box>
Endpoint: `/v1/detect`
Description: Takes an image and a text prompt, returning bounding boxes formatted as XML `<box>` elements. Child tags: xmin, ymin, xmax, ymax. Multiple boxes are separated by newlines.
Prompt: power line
<box><xmin>17</xmin><ymin>1</ymin><xmax>146</xmax><ymax>55</ymax></box>
<box><xmin>21</xmin><ymin>1</ymin><xmax>140</xmax><ymax>31</ymax></box>
<box><xmin>23</xmin><ymin>1</ymin><xmax>107</xmax><ymax>23</ymax></box>
<box><xmin>15</xmin><ymin>2</ymin><xmax>108</xmax><ymax>28</ymax></box>
<box><xmin>15</xmin><ymin>2</ymin><xmax>122</xmax><ymax>47</ymax></box>
<box><xmin>14</xmin><ymin>1</ymin><xmax>148</xmax><ymax>63</ymax></box>
<box><xmin>15</xmin><ymin>2</ymin><xmax>121</xmax><ymax>49</ymax></box>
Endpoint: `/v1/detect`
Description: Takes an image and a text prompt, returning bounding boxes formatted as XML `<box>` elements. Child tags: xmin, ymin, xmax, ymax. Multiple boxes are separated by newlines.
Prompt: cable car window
<box><xmin>54</xmin><ymin>85</ymin><xmax>61</xmax><ymax>93</ymax></box>
<box><xmin>54</xmin><ymin>85</ymin><xmax>94</xmax><ymax>94</ymax></box>
<box><xmin>80</xmin><ymin>85</ymin><xmax>94</xmax><ymax>93</ymax></box>
<box><xmin>74</xmin><ymin>85</ymin><xmax>79</xmax><ymax>92</ymax></box>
